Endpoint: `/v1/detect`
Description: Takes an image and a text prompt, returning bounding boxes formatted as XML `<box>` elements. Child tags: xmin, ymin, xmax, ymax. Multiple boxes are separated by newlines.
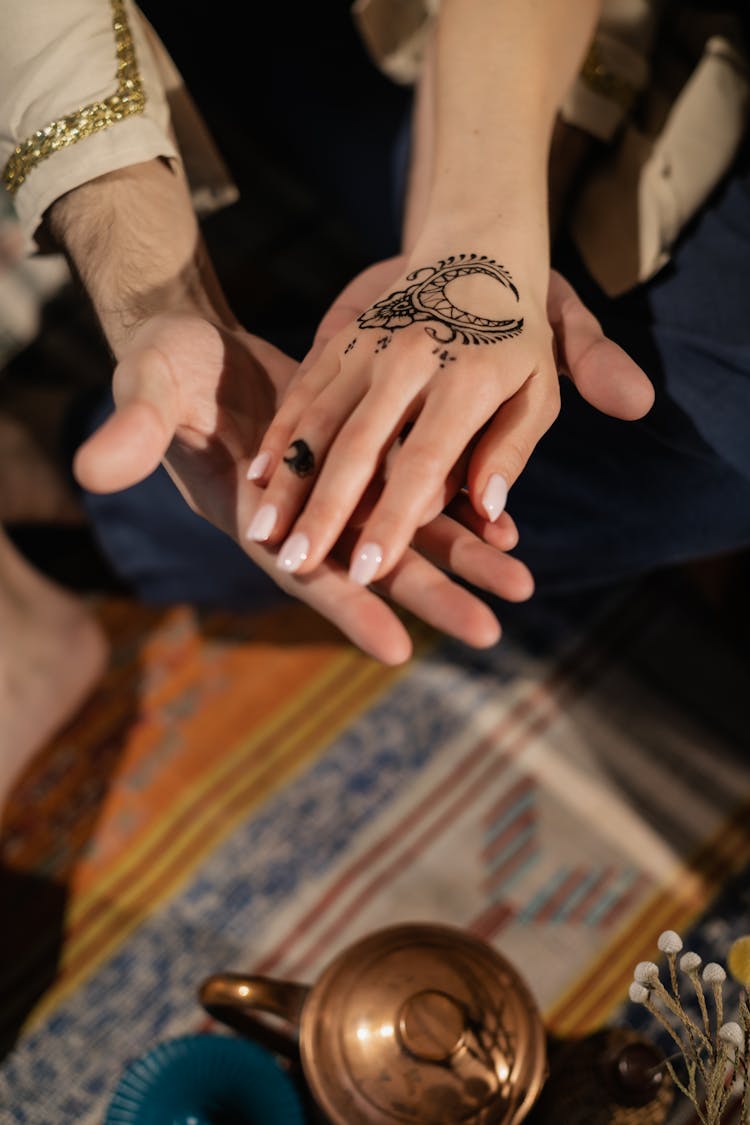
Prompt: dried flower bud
<box><xmin>679</xmin><ymin>951</ymin><xmax>702</xmax><ymax>973</ymax></box>
<box><xmin>657</xmin><ymin>930</ymin><xmax>683</xmax><ymax>954</ymax></box>
<box><xmin>718</xmin><ymin>1022</ymin><xmax>745</xmax><ymax>1052</ymax></box>
<box><xmin>702</xmin><ymin>963</ymin><xmax>727</xmax><ymax>985</ymax></box>
<box><xmin>629</xmin><ymin>982</ymin><xmax>650</xmax><ymax>1004</ymax></box>
<box><xmin>634</xmin><ymin>961</ymin><xmax>660</xmax><ymax>985</ymax></box>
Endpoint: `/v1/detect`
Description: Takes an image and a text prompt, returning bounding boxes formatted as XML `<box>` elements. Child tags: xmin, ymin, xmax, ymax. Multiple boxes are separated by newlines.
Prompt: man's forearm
<box><xmin>46</xmin><ymin>157</ymin><xmax>235</xmax><ymax>356</ymax></box>
<box><xmin>413</xmin><ymin>0</ymin><xmax>600</xmax><ymax>275</ymax></box>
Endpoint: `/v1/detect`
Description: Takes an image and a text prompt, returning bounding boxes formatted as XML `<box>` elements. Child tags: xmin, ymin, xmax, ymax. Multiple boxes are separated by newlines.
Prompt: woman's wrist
<box><xmin>408</xmin><ymin>215</ymin><xmax>550</xmax><ymax>305</ymax></box>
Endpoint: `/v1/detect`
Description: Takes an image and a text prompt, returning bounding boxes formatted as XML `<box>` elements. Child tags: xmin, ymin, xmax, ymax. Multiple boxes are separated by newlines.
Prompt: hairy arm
<box><xmin>46</xmin><ymin>157</ymin><xmax>235</xmax><ymax>355</ymax></box>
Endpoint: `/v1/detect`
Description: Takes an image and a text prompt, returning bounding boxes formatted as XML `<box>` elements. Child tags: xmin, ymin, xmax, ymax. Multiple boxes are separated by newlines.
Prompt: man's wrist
<box><xmin>47</xmin><ymin>158</ymin><xmax>235</xmax><ymax>355</ymax></box>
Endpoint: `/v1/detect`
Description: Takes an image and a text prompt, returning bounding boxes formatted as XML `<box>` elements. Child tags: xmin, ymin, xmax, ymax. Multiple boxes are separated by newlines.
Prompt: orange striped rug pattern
<box><xmin>1</xmin><ymin>584</ymin><xmax>748</xmax><ymax>1124</ymax></box>
<box><xmin>0</xmin><ymin>600</ymin><xmax>427</xmax><ymax>1047</ymax></box>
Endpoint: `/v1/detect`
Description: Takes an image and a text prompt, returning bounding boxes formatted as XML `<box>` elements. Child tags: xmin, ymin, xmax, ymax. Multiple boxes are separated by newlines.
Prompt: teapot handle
<box><xmin>199</xmin><ymin>973</ymin><xmax>309</xmax><ymax>1059</ymax></box>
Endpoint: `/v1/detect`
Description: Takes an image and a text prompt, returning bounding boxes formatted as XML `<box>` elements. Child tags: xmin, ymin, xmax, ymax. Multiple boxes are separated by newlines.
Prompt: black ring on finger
<box><xmin>283</xmin><ymin>439</ymin><xmax>316</xmax><ymax>478</ymax></box>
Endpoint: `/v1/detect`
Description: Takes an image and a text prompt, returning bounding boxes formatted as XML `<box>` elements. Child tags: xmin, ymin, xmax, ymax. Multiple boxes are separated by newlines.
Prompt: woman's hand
<box><xmin>245</xmin><ymin>250</ymin><xmax>559</xmax><ymax>586</ymax></box>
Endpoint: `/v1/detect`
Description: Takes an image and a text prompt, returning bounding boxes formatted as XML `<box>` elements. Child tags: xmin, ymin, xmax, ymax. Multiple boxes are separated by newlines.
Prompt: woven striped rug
<box><xmin>1</xmin><ymin>579</ymin><xmax>748</xmax><ymax>1123</ymax></box>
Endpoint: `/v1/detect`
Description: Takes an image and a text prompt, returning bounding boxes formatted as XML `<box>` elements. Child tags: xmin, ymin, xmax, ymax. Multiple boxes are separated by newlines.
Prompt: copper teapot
<box><xmin>199</xmin><ymin>922</ymin><xmax>548</xmax><ymax>1125</ymax></box>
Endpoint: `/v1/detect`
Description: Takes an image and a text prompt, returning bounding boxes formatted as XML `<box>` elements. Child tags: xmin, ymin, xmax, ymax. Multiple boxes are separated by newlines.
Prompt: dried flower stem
<box><xmin>663</xmin><ymin>1057</ymin><xmax>708</xmax><ymax>1125</ymax></box>
<box><xmin>668</xmin><ymin>950</ymin><xmax>681</xmax><ymax>1001</ymax></box>
<box><xmin>650</xmin><ymin>977</ymin><xmax>713</xmax><ymax>1072</ymax></box>
<box><xmin>688</xmin><ymin>968</ymin><xmax>714</xmax><ymax>1042</ymax></box>
<box><xmin>644</xmin><ymin>995</ymin><xmax>692</xmax><ymax>1054</ymax></box>
<box><xmin>712</xmin><ymin>982</ymin><xmax>725</xmax><ymax>1037</ymax></box>
<box><xmin>704</xmin><ymin>1045</ymin><xmax>730</xmax><ymax>1124</ymax></box>
<box><xmin>742</xmin><ymin>1017</ymin><xmax>746</xmax><ymax>1120</ymax></box>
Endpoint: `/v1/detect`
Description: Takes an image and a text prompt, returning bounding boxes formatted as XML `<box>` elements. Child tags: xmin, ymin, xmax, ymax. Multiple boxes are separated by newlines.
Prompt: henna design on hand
<box><xmin>432</xmin><ymin>347</ymin><xmax>456</xmax><ymax>369</ymax></box>
<box><xmin>283</xmin><ymin>439</ymin><xmax>315</xmax><ymax>477</ymax></box>
<box><xmin>357</xmin><ymin>254</ymin><xmax>524</xmax><ymax>346</ymax></box>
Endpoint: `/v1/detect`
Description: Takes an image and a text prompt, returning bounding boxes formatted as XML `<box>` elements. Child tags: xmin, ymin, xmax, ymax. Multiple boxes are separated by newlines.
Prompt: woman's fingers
<box><xmin>249</xmin><ymin>337</ymin><xmax>434</xmax><ymax>566</ymax></box>
<box><xmin>341</xmin><ymin>378</ymin><xmax>498</xmax><ymax>583</ymax></box>
<box><xmin>249</xmin><ymin>260</ymin><xmax>411</xmax><ymax>482</ymax></box>
<box><xmin>466</xmin><ymin>364</ymin><xmax>560</xmax><ymax>524</ymax></box>
<box><xmin>245</xmin><ymin>341</ymin><xmax>344</xmax><ymax>484</ymax></box>
<box><xmin>231</xmin><ymin>485</ymin><xmax>414</xmax><ymax>665</ymax></box>
<box><xmin>343</xmin><ymin>359</ymin><xmax>554</xmax><ymax>584</ymax></box>
<box><xmin>245</xmin><ymin>368</ymin><xmax>369</xmax><ymax>546</ymax></box>
<box><xmin>73</xmin><ymin>346</ymin><xmax>179</xmax><ymax>493</ymax></box>
<box><xmin>548</xmin><ymin>270</ymin><xmax>654</xmax><ymax>420</ymax></box>
<box><xmin>259</xmin><ymin>338</ymin><xmax>543</xmax><ymax>585</ymax></box>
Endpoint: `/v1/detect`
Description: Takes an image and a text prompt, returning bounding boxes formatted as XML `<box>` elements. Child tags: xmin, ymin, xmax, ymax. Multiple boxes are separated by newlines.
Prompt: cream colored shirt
<box><xmin>3</xmin><ymin>0</ymin><xmax>749</xmax><ymax>296</ymax></box>
<box><xmin>0</xmin><ymin>0</ymin><xmax>236</xmax><ymax>254</ymax></box>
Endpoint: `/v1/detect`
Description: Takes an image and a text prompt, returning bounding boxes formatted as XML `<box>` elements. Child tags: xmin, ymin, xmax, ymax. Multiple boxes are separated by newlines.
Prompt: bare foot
<box><xmin>0</xmin><ymin>528</ymin><xmax>108</xmax><ymax>808</ymax></box>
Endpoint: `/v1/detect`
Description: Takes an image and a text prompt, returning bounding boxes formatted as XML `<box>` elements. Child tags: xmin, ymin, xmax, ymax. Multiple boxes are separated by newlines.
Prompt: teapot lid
<box><xmin>299</xmin><ymin>923</ymin><xmax>546</xmax><ymax>1125</ymax></box>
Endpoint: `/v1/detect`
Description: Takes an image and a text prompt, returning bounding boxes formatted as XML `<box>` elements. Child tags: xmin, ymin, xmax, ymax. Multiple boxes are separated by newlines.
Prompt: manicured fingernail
<box><xmin>481</xmin><ymin>474</ymin><xmax>508</xmax><ymax>522</ymax></box>
<box><xmin>247</xmin><ymin>450</ymin><xmax>271</xmax><ymax>481</ymax></box>
<box><xmin>349</xmin><ymin>542</ymin><xmax>383</xmax><ymax>586</ymax></box>
<box><xmin>277</xmin><ymin>532</ymin><xmax>310</xmax><ymax>573</ymax></box>
<box><xmin>246</xmin><ymin>503</ymin><xmax>277</xmax><ymax>542</ymax></box>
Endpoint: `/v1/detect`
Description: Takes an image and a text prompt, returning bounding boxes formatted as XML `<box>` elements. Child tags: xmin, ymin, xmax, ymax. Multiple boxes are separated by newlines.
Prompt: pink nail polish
<box><xmin>277</xmin><ymin>532</ymin><xmax>310</xmax><ymax>573</ymax></box>
<box><xmin>247</xmin><ymin>450</ymin><xmax>271</xmax><ymax>481</ymax></box>
<box><xmin>349</xmin><ymin>542</ymin><xmax>383</xmax><ymax>586</ymax></box>
<box><xmin>481</xmin><ymin>474</ymin><xmax>508</xmax><ymax>522</ymax></box>
<box><xmin>246</xmin><ymin>503</ymin><xmax>277</xmax><ymax>542</ymax></box>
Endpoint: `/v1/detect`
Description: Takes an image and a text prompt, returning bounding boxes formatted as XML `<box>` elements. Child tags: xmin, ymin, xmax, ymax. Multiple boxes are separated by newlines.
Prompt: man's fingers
<box><xmin>548</xmin><ymin>270</ymin><xmax>654</xmax><ymax>420</ymax></box>
<box><xmin>73</xmin><ymin>347</ymin><xmax>179</xmax><ymax>492</ymax></box>
<box><xmin>276</xmin><ymin>558</ymin><xmax>414</xmax><ymax>664</ymax></box>
<box><xmin>413</xmin><ymin>512</ymin><xmax>534</xmax><ymax>604</ymax></box>
<box><xmin>374</xmin><ymin>548</ymin><xmax>502</xmax><ymax>649</ymax></box>
<box><xmin>238</xmin><ymin>491</ymin><xmax>414</xmax><ymax>665</ymax></box>
<box><xmin>569</xmin><ymin>336</ymin><xmax>655</xmax><ymax>420</ymax></box>
<box><xmin>74</xmin><ymin>401</ymin><xmax>168</xmax><ymax>493</ymax></box>
<box><xmin>444</xmin><ymin>493</ymin><xmax>520</xmax><ymax>552</ymax></box>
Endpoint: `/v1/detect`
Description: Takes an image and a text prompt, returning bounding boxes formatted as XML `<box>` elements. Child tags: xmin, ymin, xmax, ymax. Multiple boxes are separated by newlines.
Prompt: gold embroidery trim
<box><xmin>2</xmin><ymin>0</ymin><xmax>146</xmax><ymax>195</ymax></box>
<box><xmin>579</xmin><ymin>39</ymin><xmax>638</xmax><ymax>115</ymax></box>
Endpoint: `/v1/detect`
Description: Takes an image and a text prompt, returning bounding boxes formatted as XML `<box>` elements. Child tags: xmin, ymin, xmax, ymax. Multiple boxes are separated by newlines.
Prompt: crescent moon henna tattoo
<box><xmin>357</xmin><ymin>254</ymin><xmax>524</xmax><ymax>346</ymax></box>
<box><xmin>283</xmin><ymin>439</ymin><xmax>315</xmax><ymax>478</ymax></box>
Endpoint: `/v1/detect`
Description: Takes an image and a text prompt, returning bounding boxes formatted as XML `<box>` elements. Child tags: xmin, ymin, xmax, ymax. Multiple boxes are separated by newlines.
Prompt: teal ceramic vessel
<box><xmin>104</xmin><ymin>1034</ymin><xmax>306</xmax><ymax>1124</ymax></box>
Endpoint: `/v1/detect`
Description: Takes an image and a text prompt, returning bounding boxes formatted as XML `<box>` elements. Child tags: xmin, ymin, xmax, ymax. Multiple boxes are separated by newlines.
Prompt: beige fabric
<box><xmin>0</xmin><ymin>0</ymin><xmax>236</xmax><ymax>253</ymax></box>
<box><xmin>351</xmin><ymin>0</ymin><xmax>750</xmax><ymax>294</ymax></box>
<box><xmin>352</xmin><ymin>0</ymin><xmax>441</xmax><ymax>86</ymax></box>
<box><xmin>574</xmin><ymin>33</ymin><xmax>750</xmax><ymax>295</ymax></box>
<box><xmin>560</xmin><ymin>0</ymin><xmax>662</xmax><ymax>141</ymax></box>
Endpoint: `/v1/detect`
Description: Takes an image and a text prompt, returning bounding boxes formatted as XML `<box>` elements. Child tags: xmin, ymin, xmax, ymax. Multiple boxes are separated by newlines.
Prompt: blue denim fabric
<box><xmin>511</xmin><ymin>170</ymin><xmax>750</xmax><ymax>593</ymax></box>
<box><xmin>76</xmin><ymin>392</ymin><xmax>286</xmax><ymax>611</ymax></box>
